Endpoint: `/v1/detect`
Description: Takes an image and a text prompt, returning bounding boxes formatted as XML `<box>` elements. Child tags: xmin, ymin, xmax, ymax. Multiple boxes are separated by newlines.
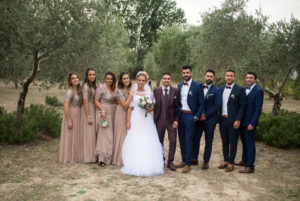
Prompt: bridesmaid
<box><xmin>81</xmin><ymin>68</ymin><xmax>97</xmax><ymax>163</ymax></box>
<box><xmin>59</xmin><ymin>73</ymin><xmax>83</xmax><ymax>163</ymax></box>
<box><xmin>112</xmin><ymin>72</ymin><xmax>134</xmax><ymax>167</ymax></box>
<box><xmin>94</xmin><ymin>72</ymin><xmax>117</xmax><ymax>167</ymax></box>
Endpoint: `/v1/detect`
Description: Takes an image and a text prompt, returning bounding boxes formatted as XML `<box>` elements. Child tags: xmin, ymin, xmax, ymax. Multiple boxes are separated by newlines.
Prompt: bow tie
<box><xmin>246</xmin><ymin>86</ymin><xmax>251</xmax><ymax>90</ymax></box>
<box><xmin>203</xmin><ymin>85</ymin><xmax>208</xmax><ymax>89</ymax></box>
<box><xmin>183</xmin><ymin>83</ymin><xmax>188</xmax><ymax>86</ymax></box>
<box><xmin>225</xmin><ymin>86</ymin><xmax>231</xmax><ymax>89</ymax></box>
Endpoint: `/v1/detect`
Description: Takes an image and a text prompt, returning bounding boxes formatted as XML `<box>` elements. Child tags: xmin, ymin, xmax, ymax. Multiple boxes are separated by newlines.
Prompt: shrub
<box><xmin>45</xmin><ymin>95</ymin><xmax>62</xmax><ymax>107</ymax></box>
<box><xmin>256</xmin><ymin>110</ymin><xmax>300</xmax><ymax>148</ymax></box>
<box><xmin>0</xmin><ymin>104</ymin><xmax>62</xmax><ymax>144</ymax></box>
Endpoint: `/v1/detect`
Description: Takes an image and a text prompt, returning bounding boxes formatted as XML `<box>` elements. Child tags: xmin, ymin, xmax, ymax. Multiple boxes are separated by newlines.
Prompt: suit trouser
<box><xmin>193</xmin><ymin>121</ymin><xmax>216</xmax><ymax>163</ymax></box>
<box><xmin>240</xmin><ymin>125</ymin><xmax>256</xmax><ymax>169</ymax></box>
<box><xmin>219</xmin><ymin>118</ymin><xmax>239</xmax><ymax>164</ymax></box>
<box><xmin>156</xmin><ymin>118</ymin><xmax>177</xmax><ymax>163</ymax></box>
<box><xmin>178</xmin><ymin>113</ymin><xmax>195</xmax><ymax>166</ymax></box>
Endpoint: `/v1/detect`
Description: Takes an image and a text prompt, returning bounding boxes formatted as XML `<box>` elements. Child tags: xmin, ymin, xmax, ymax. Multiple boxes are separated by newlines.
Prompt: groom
<box><xmin>154</xmin><ymin>73</ymin><xmax>179</xmax><ymax>171</ymax></box>
<box><xmin>176</xmin><ymin>65</ymin><xmax>204</xmax><ymax>173</ymax></box>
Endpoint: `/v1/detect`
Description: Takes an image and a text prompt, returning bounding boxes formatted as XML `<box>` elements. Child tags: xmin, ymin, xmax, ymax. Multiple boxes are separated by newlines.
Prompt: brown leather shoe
<box><xmin>182</xmin><ymin>166</ymin><xmax>191</xmax><ymax>173</ymax></box>
<box><xmin>218</xmin><ymin>163</ymin><xmax>228</xmax><ymax>169</ymax></box>
<box><xmin>191</xmin><ymin>159</ymin><xmax>198</xmax><ymax>166</ymax></box>
<box><xmin>225</xmin><ymin>164</ymin><xmax>234</xmax><ymax>172</ymax></box>
<box><xmin>167</xmin><ymin>162</ymin><xmax>176</xmax><ymax>171</ymax></box>
<box><xmin>201</xmin><ymin>162</ymin><xmax>209</xmax><ymax>170</ymax></box>
<box><xmin>239</xmin><ymin>167</ymin><xmax>254</xmax><ymax>173</ymax></box>
<box><xmin>175</xmin><ymin>162</ymin><xmax>185</xmax><ymax>168</ymax></box>
<box><xmin>234</xmin><ymin>161</ymin><xmax>247</xmax><ymax>167</ymax></box>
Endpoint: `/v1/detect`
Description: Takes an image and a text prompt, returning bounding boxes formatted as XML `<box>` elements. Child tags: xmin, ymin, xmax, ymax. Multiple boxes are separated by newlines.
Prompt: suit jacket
<box><xmin>219</xmin><ymin>83</ymin><xmax>247</xmax><ymax>124</ymax></box>
<box><xmin>242</xmin><ymin>85</ymin><xmax>264</xmax><ymax>127</ymax></box>
<box><xmin>203</xmin><ymin>84</ymin><xmax>222</xmax><ymax>124</ymax></box>
<box><xmin>177</xmin><ymin>80</ymin><xmax>204</xmax><ymax>118</ymax></box>
<box><xmin>153</xmin><ymin>86</ymin><xmax>179</xmax><ymax>124</ymax></box>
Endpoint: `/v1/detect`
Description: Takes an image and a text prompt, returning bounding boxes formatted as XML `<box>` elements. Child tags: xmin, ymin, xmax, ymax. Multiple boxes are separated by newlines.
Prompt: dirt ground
<box><xmin>0</xmin><ymin>82</ymin><xmax>299</xmax><ymax>201</ymax></box>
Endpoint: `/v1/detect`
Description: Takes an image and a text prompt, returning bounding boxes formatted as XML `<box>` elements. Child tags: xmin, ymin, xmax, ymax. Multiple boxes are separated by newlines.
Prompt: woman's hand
<box><xmin>87</xmin><ymin>116</ymin><xmax>93</xmax><ymax>125</ymax></box>
<box><xmin>101</xmin><ymin>111</ymin><xmax>106</xmax><ymax>118</ymax></box>
<box><xmin>67</xmin><ymin>120</ymin><xmax>73</xmax><ymax>129</ymax></box>
<box><xmin>126</xmin><ymin>122</ymin><xmax>131</xmax><ymax>129</ymax></box>
<box><xmin>145</xmin><ymin>106</ymin><xmax>154</xmax><ymax>113</ymax></box>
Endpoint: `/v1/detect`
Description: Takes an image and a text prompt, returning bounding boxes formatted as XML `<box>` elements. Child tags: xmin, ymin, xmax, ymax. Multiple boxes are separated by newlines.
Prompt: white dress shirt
<box><xmin>246</xmin><ymin>83</ymin><xmax>256</xmax><ymax>95</ymax></box>
<box><xmin>222</xmin><ymin>83</ymin><xmax>235</xmax><ymax>116</ymax></box>
<box><xmin>180</xmin><ymin>79</ymin><xmax>192</xmax><ymax>111</ymax></box>
<box><xmin>203</xmin><ymin>84</ymin><xmax>212</xmax><ymax>97</ymax></box>
<box><xmin>162</xmin><ymin>86</ymin><xmax>170</xmax><ymax>95</ymax></box>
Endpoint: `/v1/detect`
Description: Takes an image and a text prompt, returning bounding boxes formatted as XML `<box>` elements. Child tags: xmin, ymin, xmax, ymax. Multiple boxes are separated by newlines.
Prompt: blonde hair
<box><xmin>136</xmin><ymin>71</ymin><xmax>149</xmax><ymax>81</ymax></box>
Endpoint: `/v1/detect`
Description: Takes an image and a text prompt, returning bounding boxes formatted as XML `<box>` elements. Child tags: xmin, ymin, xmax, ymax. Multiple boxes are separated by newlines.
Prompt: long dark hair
<box><xmin>67</xmin><ymin>72</ymin><xmax>82</xmax><ymax>104</ymax></box>
<box><xmin>105</xmin><ymin>72</ymin><xmax>116</xmax><ymax>91</ymax></box>
<box><xmin>117</xmin><ymin>72</ymin><xmax>132</xmax><ymax>89</ymax></box>
<box><xmin>83</xmin><ymin>68</ymin><xmax>97</xmax><ymax>99</ymax></box>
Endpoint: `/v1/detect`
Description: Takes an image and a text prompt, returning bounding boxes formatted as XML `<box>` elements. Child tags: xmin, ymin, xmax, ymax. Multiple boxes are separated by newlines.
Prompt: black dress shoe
<box><xmin>191</xmin><ymin>159</ymin><xmax>198</xmax><ymax>166</ymax></box>
<box><xmin>201</xmin><ymin>162</ymin><xmax>209</xmax><ymax>170</ymax></box>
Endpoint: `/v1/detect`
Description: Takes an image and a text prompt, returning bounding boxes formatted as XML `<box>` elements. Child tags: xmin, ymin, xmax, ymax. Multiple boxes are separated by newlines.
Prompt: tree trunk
<box><xmin>14</xmin><ymin>80</ymin><xmax>18</xmax><ymax>89</ymax></box>
<box><xmin>272</xmin><ymin>94</ymin><xmax>282</xmax><ymax>116</ymax></box>
<box><xmin>15</xmin><ymin>51</ymin><xmax>40</xmax><ymax>128</ymax></box>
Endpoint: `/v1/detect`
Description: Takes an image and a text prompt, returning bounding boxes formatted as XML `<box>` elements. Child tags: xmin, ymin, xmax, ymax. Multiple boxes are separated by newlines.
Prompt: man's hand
<box><xmin>200</xmin><ymin>114</ymin><xmax>206</xmax><ymax>121</ymax></box>
<box><xmin>247</xmin><ymin>124</ymin><xmax>254</xmax><ymax>131</ymax></box>
<box><xmin>194</xmin><ymin>116</ymin><xmax>199</xmax><ymax>122</ymax></box>
<box><xmin>233</xmin><ymin>120</ymin><xmax>240</xmax><ymax>129</ymax></box>
<box><xmin>172</xmin><ymin>121</ymin><xmax>178</xmax><ymax>128</ymax></box>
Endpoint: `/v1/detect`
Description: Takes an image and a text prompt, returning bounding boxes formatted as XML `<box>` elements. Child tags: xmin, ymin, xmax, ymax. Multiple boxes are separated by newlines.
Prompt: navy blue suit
<box><xmin>240</xmin><ymin>85</ymin><xmax>263</xmax><ymax>169</ymax></box>
<box><xmin>219</xmin><ymin>83</ymin><xmax>247</xmax><ymax>164</ymax></box>
<box><xmin>193</xmin><ymin>84</ymin><xmax>221</xmax><ymax>163</ymax></box>
<box><xmin>177</xmin><ymin>80</ymin><xmax>204</xmax><ymax>166</ymax></box>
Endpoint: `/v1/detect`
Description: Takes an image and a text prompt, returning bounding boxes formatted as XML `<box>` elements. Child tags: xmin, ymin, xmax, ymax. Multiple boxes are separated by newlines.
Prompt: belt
<box><xmin>181</xmin><ymin>110</ymin><xmax>192</xmax><ymax>114</ymax></box>
<box><xmin>222</xmin><ymin>115</ymin><xmax>228</xmax><ymax>118</ymax></box>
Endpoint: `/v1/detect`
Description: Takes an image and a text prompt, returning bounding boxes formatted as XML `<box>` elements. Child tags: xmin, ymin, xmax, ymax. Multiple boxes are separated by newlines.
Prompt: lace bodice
<box><xmin>64</xmin><ymin>89</ymin><xmax>81</xmax><ymax>107</ymax></box>
<box><xmin>115</xmin><ymin>88</ymin><xmax>129</xmax><ymax>104</ymax></box>
<box><xmin>95</xmin><ymin>84</ymin><xmax>117</xmax><ymax>105</ymax></box>
<box><xmin>82</xmin><ymin>83</ymin><xmax>96</xmax><ymax>103</ymax></box>
<box><xmin>130</xmin><ymin>91</ymin><xmax>155</xmax><ymax>108</ymax></box>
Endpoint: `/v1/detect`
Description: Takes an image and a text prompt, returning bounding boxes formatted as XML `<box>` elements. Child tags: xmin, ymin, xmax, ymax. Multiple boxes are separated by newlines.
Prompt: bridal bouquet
<box><xmin>138</xmin><ymin>96</ymin><xmax>154</xmax><ymax>117</ymax></box>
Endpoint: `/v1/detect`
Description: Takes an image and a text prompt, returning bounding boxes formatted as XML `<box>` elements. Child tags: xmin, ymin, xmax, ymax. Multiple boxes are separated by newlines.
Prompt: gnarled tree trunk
<box><xmin>15</xmin><ymin>51</ymin><xmax>40</xmax><ymax>129</ymax></box>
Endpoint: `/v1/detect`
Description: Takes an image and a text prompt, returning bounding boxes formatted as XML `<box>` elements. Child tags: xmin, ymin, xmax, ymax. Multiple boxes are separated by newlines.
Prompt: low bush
<box><xmin>45</xmin><ymin>95</ymin><xmax>63</xmax><ymax>107</ymax></box>
<box><xmin>0</xmin><ymin>104</ymin><xmax>62</xmax><ymax>144</ymax></box>
<box><xmin>256</xmin><ymin>110</ymin><xmax>300</xmax><ymax>148</ymax></box>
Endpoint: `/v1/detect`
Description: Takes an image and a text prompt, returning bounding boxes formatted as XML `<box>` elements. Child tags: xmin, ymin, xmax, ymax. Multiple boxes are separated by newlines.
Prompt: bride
<box><xmin>121</xmin><ymin>71</ymin><xmax>164</xmax><ymax>177</ymax></box>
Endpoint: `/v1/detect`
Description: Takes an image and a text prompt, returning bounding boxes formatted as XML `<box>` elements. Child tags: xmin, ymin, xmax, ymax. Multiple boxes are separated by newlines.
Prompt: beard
<box><xmin>205</xmin><ymin>80</ymin><xmax>213</xmax><ymax>85</ymax></box>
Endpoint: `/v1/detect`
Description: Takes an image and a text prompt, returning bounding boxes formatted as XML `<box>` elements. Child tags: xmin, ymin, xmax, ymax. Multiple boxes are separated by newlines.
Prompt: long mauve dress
<box><xmin>112</xmin><ymin>88</ymin><xmax>129</xmax><ymax>167</ymax></box>
<box><xmin>81</xmin><ymin>83</ymin><xmax>97</xmax><ymax>163</ymax></box>
<box><xmin>59</xmin><ymin>89</ymin><xmax>83</xmax><ymax>163</ymax></box>
<box><xmin>95</xmin><ymin>84</ymin><xmax>117</xmax><ymax>165</ymax></box>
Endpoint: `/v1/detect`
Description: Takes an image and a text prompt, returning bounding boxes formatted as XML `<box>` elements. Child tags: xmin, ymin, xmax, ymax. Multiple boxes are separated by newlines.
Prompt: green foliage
<box><xmin>0</xmin><ymin>105</ymin><xmax>62</xmax><ymax>144</ymax></box>
<box><xmin>256</xmin><ymin>110</ymin><xmax>300</xmax><ymax>148</ymax></box>
<box><xmin>45</xmin><ymin>95</ymin><xmax>62</xmax><ymax>107</ymax></box>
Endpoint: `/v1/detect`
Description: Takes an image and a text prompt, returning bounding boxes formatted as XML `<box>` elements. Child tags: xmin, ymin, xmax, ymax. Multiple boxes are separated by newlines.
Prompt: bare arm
<box><xmin>83</xmin><ymin>99</ymin><xmax>93</xmax><ymax>124</ymax></box>
<box><xmin>120</xmin><ymin>90</ymin><xmax>134</xmax><ymax>109</ymax></box>
<box><xmin>126</xmin><ymin>107</ymin><xmax>133</xmax><ymax>129</ymax></box>
<box><xmin>63</xmin><ymin>101</ymin><xmax>72</xmax><ymax>129</ymax></box>
<box><xmin>94</xmin><ymin>98</ymin><xmax>106</xmax><ymax>118</ymax></box>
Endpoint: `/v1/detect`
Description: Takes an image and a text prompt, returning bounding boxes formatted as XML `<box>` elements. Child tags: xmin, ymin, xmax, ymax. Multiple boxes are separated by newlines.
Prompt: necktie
<box><xmin>164</xmin><ymin>88</ymin><xmax>168</xmax><ymax>96</ymax></box>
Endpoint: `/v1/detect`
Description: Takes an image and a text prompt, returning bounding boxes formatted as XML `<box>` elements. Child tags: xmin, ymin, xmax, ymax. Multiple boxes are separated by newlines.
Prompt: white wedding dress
<box><xmin>121</xmin><ymin>90</ymin><xmax>164</xmax><ymax>177</ymax></box>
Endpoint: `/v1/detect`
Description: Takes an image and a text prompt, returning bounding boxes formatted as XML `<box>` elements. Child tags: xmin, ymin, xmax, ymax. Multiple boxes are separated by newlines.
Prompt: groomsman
<box><xmin>176</xmin><ymin>65</ymin><xmax>204</xmax><ymax>173</ymax></box>
<box><xmin>218</xmin><ymin>70</ymin><xmax>247</xmax><ymax>172</ymax></box>
<box><xmin>153</xmin><ymin>73</ymin><xmax>179</xmax><ymax>171</ymax></box>
<box><xmin>192</xmin><ymin>69</ymin><xmax>221</xmax><ymax>170</ymax></box>
<box><xmin>236</xmin><ymin>72</ymin><xmax>263</xmax><ymax>173</ymax></box>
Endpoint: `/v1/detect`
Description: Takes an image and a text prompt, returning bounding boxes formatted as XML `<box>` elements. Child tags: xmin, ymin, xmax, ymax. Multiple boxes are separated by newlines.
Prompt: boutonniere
<box><xmin>231</xmin><ymin>94</ymin><xmax>235</xmax><ymax>99</ymax></box>
<box><xmin>189</xmin><ymin>91</ymin><xmax>193</xmax><ymax>96</ymax></box>
<box><xmin>174</xmin><ymin>96</ymin><xmax>177</xmax><ymax>99</ymax></box>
